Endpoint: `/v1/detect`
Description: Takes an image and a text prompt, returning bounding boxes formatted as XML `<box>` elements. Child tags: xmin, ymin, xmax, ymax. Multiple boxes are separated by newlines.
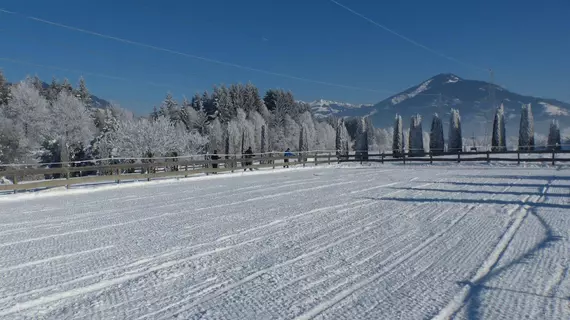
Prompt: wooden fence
<box><xmin>0</xmin><ymin>152</ymin><xmax>336</xmax><ymax>192</ymax></box>
<box><xmin>1</xmin><ymin>149</ymin><xmax>568</xmax><ymax>193</ymax></box>
<box><xmin>339</xmin><ymin>149</ymin><xmax>570</xmax><ymax>165</ymax></box>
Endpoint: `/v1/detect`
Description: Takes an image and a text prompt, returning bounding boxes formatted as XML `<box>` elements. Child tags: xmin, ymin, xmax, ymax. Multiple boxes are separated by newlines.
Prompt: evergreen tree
<box><xmin>355</xmin><ymin>117</ymin><xmax>369</xmax><ymax>160</ymax></box>
<box><xmin>392</xmin><ymin>114</ymin><xmax>404</xmax><ymax>158</ymax></box>
<box><xmin>244</xmin><ymin>82</ymin><xmax>264</xmax><ymax>114</ymax></box>
<box><xmin>76</xmin><ymin>77</ymin><xmax>92</xmax><ymax>108</ymax></box>
<box><xmin>408</xmin><ymin>114</ymin><xmax>424</xmax><ymax>156</ymax></box>
<box><xmin>191</xmin><ymin>93</ymin><xmax>203</xmax><ymax>111</ymax></box>
<box><xmin>448</xmin><ymin>109</ymin><xmax>463</xmax><ymax>153</ymax></box>
<box><xmin>429</xmin><ymin>113</ymin><xmax>444</xmax><ymax>155</ymax></box>
<box><xmin>491</xmin><ymin>104</ymin><xmax>506</xmax><ymax>152</ymax></box>
<box><xmin>31</xmin><ymin>75</ymin><xmax>44</xmax><ymax>94</ymax></box>
<box><xmin>61</xmin><ymin>78</ymin><xmax>73</xmax><ymax>94</ymax></box>
<box><xmin>230</xmin><ymin>83</ymin><xmax>246</xmax><ymax>111</ymax></box>
<box><xmin>46</xmin><ymin>77</ymin><xmax>60</xmax><ymax>101</ymax></box>
<box><xmin>0</xmin><ymin>70</ymin><xmax>10</xmax><ymax>106</ymax></box>
<box><xmin>335</xmin><ymin>119</ymin><xmax>343</xmax><ymax>154</ymax></box>
<box><xmin>159</xmin><ymin>92</ymin><xmax>180</xmax><ymax>123</ymax></box>
<box><xmin>518</xmin><ymin>103</ymin><xmax>535</xmax><ymax>151</ymax></box>
<box><xmin>260</xmin><ymin>125</ymin><xmax>267</xmax><ymax>154</ymax></box>
<box><xmin>547</xmin><ymin>119</ymin><xmax>561</xmax><ymax>151</ymax></box>
<box><xmin>214</xmin><ymin>85</ymin><xmax>234</xmax><ymax>123</ymax></box>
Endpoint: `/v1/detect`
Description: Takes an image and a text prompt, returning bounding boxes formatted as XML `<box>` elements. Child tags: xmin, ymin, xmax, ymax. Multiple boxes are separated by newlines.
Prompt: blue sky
<box><xmin>1</xmin><ymin>0</ymin><xmax>569</xmax><ymax>114</ymax></box>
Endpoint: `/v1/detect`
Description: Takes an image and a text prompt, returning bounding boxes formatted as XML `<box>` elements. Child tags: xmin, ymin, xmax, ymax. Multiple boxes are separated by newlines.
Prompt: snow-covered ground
<box><xmin>0</xmin><ymin>165</ymin><xmax>569</xmax><ymax>319</ymax></box>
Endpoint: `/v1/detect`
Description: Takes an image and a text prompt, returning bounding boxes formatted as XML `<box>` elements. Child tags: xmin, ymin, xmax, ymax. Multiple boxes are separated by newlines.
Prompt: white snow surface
<box><xmin>539</xmin><ymin>102</ymin><xmax>570</xmax><ymax>116</ymax></box>
<box><xmin>0</xmin><ymin>165</ymin><xmax>569</xmax><ymax>319</ymax></box>
<box><xmin>391</xmin><ymin>79</ymin><xmax>433</xmax><ymax>105</ymax></box>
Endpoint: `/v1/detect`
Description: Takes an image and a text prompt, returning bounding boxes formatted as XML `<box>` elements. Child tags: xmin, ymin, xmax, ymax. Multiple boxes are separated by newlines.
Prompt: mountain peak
<box><xmin>431</xmin><ymin>73</ymin><xmax>462</xmax><ymax>84</ymax></box>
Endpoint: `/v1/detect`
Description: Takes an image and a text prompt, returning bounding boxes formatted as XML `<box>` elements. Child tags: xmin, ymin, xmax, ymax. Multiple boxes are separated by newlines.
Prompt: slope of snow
<box><xmin>391</xmin><ymin>79</ymin><xmax>433</xmax><ymax>105</ymax></box>
<box><xmin>539</xmin><ymin>102</ymin><xmax>570</xmax><ymax>116</ymax></box>
<box><xmin>0</xmin><ymin>165</ymin><xmax>568</xmax><ymax>319</ymax></box>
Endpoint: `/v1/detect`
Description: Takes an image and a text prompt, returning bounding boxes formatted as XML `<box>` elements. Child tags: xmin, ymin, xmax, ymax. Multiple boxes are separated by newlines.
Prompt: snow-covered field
<box><xmin>0</xmin><ymin>165</ymin><xmax>569</xmax><ymax>319</ymax></box>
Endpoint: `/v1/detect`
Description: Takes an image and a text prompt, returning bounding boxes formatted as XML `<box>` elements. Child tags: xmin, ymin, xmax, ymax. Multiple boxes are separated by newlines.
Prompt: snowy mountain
<box><xmin>368</xmin><ymin>73</ymin><xmax>570</xmax><ymax>136</ymax></box>
<box><xmin>306</xmin><ymin>99</ymin><xmax>374</xmax><ymax>118</ymax></box>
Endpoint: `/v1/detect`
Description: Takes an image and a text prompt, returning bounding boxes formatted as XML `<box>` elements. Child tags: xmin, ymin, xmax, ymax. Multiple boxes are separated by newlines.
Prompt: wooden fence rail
<box><xmin>0</xmin><ymin>152</ymin><xmax>333</xmax><ymax>192</ymax></box>
<box><xmin>1</xmin><ymin>149</ymin><xmax>568</xmax><ymax>193</ymax></box>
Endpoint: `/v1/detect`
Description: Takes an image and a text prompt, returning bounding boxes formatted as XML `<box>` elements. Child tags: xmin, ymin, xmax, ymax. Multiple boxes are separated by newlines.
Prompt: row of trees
<box><xmin>0</xmin><ymin>72</ymin><xmax>342</xmax><ymax>166</ymax></box>
<box><xmin>381</xmin><ymin>104</ymin><xmax>561</xmax><ymax>157</ymax></box>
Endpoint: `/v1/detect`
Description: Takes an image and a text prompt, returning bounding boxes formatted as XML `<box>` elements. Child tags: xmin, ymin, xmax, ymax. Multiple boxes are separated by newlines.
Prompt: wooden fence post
<box><xmin>314</xmin><ymin>152</ymin><xmax>318</xmax><ymax>166</ymax></box>
<box><xmin>429</xmin><ymin>151</ymin><xmax>433</xmax><ymax>164</ymax></box>
<box><xmin>552</xmin><ymin>150</ymin><xmax>556</xmax><ymax>166</ymax></box>
<box><xmin>271</xmin><ymin>152</ymin><xmax>275</xmax><ymax>169</ymax></box>
<box><xmin>65</xmin><ymin>167</ymin><xmax>70</xmax><ymax>189</ymax></box>
<box><xmin>517</xmin><ymin>150</ymin><xmax>520</xmax><ymax>165</ymax></box>
<box><xmin>381</xmin><ymin>152</ymin><xmax>385</xmax><ymax>164</ymax></box>
<box><xmin>328</xmin><ymin>152</ymin><xmax>331</xmax><ymax>165</ymax></box>
<box><xmin>457</xmin><ymin>152</ymin><xmax>461</xmax><ymax>163</ymax></box>
<box><xmin>12</xmin><ymin>174</ymin><xmax>17</xmax><ymax>194</ymax></box>
<box><xmin>486</xmin><ymin>151</ymin><xmax>490</xmax><ymax>164</ymax></box>
<box><xmin>402</xmin><ymin>153</ymin><xmax>406</xmax><ymax>165</ymax></box>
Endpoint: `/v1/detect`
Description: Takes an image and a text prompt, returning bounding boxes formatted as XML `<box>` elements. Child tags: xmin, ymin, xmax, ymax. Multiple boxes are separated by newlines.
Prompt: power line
<box><xmin>0</xmin><ymin>8</ymin><xmax>395</xmax><ymax>95</ymax></box>
<box><xmin>0</xmin><ymin>29</ymin><xmax>201</xmax><ymax>91</ymax></box>
<box><xmin>328</xmin><ymin>0</ymin><xmax>488</xmax><ymax>72</ymax></box>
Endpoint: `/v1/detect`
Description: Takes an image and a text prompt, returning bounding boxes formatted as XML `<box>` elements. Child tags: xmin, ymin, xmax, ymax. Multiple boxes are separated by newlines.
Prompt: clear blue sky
<box><xmin>1</xmin><ymin>0</ymin><xmax>568</xmax><ymax>114</ymax></box>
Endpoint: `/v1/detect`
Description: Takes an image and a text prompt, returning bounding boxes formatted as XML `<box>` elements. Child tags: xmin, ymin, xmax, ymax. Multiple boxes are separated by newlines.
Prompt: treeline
<box><xmin>0</xmin><ymin>72</ymin><xmax>348</xmax><ymax>166</ymax></box>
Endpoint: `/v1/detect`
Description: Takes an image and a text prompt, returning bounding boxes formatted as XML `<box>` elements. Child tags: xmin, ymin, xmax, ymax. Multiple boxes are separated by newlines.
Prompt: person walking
<box><xmin>210</xmin><ymin>150</ymin><xmax>220</xmax><ymax>173</ymax></box>
<box><xmin>284</xmin><ymin>148</ymin><xmax>294</xmax><ymax>168</ymax></box>
<box><xmin>244</xmin><ymin>146</ymin><xmax>254</xmax><ymax>171</ymax></box>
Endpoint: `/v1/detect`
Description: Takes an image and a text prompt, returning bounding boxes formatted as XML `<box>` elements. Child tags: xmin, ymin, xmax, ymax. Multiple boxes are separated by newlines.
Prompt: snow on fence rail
<box><xmin>0</xmin><ymin>151</ymin><xmax>337</xmax><ymax>192</ymax></box>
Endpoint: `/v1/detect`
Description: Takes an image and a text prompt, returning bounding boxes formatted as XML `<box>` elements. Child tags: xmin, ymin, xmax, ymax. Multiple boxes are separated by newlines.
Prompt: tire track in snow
<box><xmin>432</xmin><ymin>187</ymin><xmax>546</xmax><ymax>320</ymax></box>
<box><xmin>0</xmin><ymin>245</ymin><xmax>114</xmax><ymax>273</ymax></box>
<box><xmin>293</xmin><ymin>205</ymin><xmax>475</xmax><ymax>320</ymax></box>
<box><xmin>144</xmin><ymin>214</ymin><xmax>398</xmax><ymax>319</ymax></box>
<box><xmin>158</xmin><ymin>179</ymin><xmax>473</xmax><ymax>320</ymax></box>
<box><xmin>0</xmin><ymin>238</ymin><xmax>263</xmax><ymax>317</ymax></box>
<box><xmin>0</xmin><ymin>199</ymin><xmax>372</xmax><ymax>310</ymax></box>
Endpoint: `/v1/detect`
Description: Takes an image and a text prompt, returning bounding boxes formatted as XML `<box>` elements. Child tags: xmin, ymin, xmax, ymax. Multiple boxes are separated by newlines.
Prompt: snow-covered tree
<box><xmin>355</xmin><ymin>117</ymin><xmax>369</xmax><ymax>160</ymax></box>
<box><xmin>547</xmin><ymin>119</ymin><xmax>561</xmax><ymax>151</ymax></box>
<box><xmin>364</xmin><ymin>117</ymin><xmax>376</xmax><ymax>152</ymax></box>
<box><xmin>374</xmin><ymin>128</ymin><xmax>391</xmax><ymax>152</ymax></box>
<box><xmin>107</xmin><ymin>116</ymin><xmax>207</xmax><ymax>158</ymax></box>
<box><xmin>260</xmin><ymin>125</ymin><xmax>268</xmax><ymax>155</ymax></box>
<box><xmin>491</xmin><ymin>104</ymin><xmax>506</xmax><ymax>152</ymax></box>
<box><xmin>46</xmin><ymin>90</ymin><xmax>96</xmax><ymax>162</ymax></box>
<box><xmin>207</xmin><ymin>118</ymin><xmax>224</xmax><ymax>152</ymax></box>
<box><xmin>518</xmin><ymin>103</ymin><xmax>535</xmax><ymax>152</ymax></box>
<box><xmin>314</xmin><ymin>121</ymin><xmax>335</xmax><ymax>151</ymax></box>
<box><xmin>335</xmin><ymin>118</ymin><xmax>350</xmax><ymax>156</ymax></box>
<box><xmin>297</xmin><ymin>111</ymin><xmax>316</xmax><ymax>150</ymax></box>
<box><xmin>0</xmin><ymin>71</ymin><xmax>11</xmax><ymax>106</ymax></box>
<box><xmin>0</xmin><ymin>80</ymin><xmax>50</xmax><ymax>163</ymax></box>
<box><xmin>159</xmin><ymin>92</ymin><xmax>180</xmax><ymax>123</ymax></box>
<box><xmin>448</xmin><ymin>109</ymin><xmax>462</xmax><ymax>153</ymax></box>
<box><xmin>423</xmin><ymin>131</ymin><xmax>430</xmax><ymax>153</ymax></box>
<box><xmin>214</xmin><ymin>85</ymin><xmax>234</xmax><ymax>123</ymax></box>
<box><xmin>392</xmin><ymin>114</ymin><xmax>404</xmax><ymax>157</ymax></box>
<box><xmin>61</xmin><ymin>78</ymin><xmax>73</xmax><ymax>94</ymax></box>
<box><xmin>409</xmin><ymin>114</ymin><xmax>424</xmax><ymax>156</ymax></box>
<box><xmin>76</xmin><ymin>77</ymin><xmax>92</xmax><ymax>107</ymax></box>
<box><xmin>429</xmin><ymin>113</ymin><xmax>444</xmax><ymax>155</ymax></box>
<box><xmin>248</xmin><ymin>111</ymin><xmax>266</xmax><ymax>151</ymax></box>
<box><xmin>180</xmin><ymin>97</ymin><xmax>208</xmax><ymax>134</ymax></box>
